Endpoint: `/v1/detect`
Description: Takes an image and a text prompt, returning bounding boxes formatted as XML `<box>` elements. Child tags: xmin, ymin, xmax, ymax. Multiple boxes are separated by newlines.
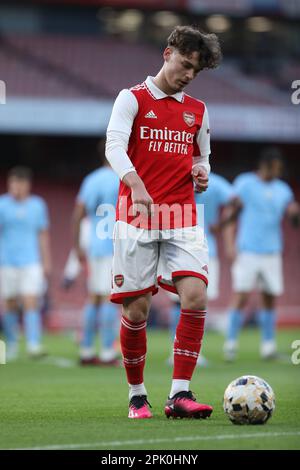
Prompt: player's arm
<box><xmin>192</xmin><ymin>105</ymin><xmax>211</xmax><ymax>193</ymax></box>
<box><xmin>105</xmin><ymin>89</ymin><xmax>153</xmax><ymax>215</ymax></box>
<box><xmin>211</xmin><ymin>197</ymin><xmax>242</xmax><ymax>234</ymax></box>
<box><xmin>286</xmin><ymin>200</ymin><xmax>300</xmax><ymax>228</ymax></box>
<box><xmin>61</xmin><ymin>249</ymin><xmax>82</xmax><ymax>289</ymax></box>
<box><xmin>72</xmin><ymin>202</ymin><xmax>87</xmax><ymax>263</ymax></box>
<box><xmin>39</xmin><ymin>229</ymin><xmax>52</xmax><ymax>279</ymax></box>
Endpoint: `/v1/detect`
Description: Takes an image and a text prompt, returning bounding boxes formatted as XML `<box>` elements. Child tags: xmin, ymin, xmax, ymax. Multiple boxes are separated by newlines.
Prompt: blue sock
<box><xmin>258</xmin><ymin>309</ymin><xmax>276</xmax><ymax>342</ymax></box>
<box><xmin>170</xmin><ymin>303</ymin><xmax>181</xmax><ymax>340</ymax></box>
<box><xmin>24</xmin><ymin>310</ymin><xmax>42</xmax><ymax>347</ymax></box>
<box><xmin>99</xmin><ymin>302</ymin><xmax>119</xmax><ymax>350</ymax></box>
<box><xmin>81</xmin><ymin>304</ymin><xmax>98</xmax><ymax>348</ymax></box>
<box><xmin>227</xmin><ymin>309</ymin><xmax>243</xmax><ymax>342</ymax></box>
<box><xmin>2</xmin><ymin>311</ymin><xmax>19</xmax><ymax>345</ymax></box>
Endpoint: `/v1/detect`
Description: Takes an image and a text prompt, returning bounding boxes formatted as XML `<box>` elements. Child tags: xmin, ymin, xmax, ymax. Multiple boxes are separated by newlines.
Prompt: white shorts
<box><xmin>88</xmin><ymin>256</ymin><xmax>113</xmax><ymax>296</ymax></box>
<box><xmin>0</xmin><ymin>264</ymin><xmax>45</xmax><ymax>299</ymax></box>
<box><xmin>111</xmin><ymin>221</ymin><xmax>209</xmax><ymax>304</ymax></box>
<box><xmin>166</xmin><ymin>256</ymin><xmax>219</xmax><ymax>303</ymax></box>
<box><xmin>232</xmin><ymin>252</ymin><xmax>283</xmax><ymax>296</ymax></box>
<box><xmin>207</xmin><ymin>257</ymin><xmax>219</xmax><ymax>300</ymax></box>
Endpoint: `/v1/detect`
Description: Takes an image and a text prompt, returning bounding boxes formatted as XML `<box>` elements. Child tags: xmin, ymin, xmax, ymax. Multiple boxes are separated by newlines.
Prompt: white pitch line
<box><xmin>14</xmin><ymin>431</ymin><xmax>300</xmax><ymax>450</ymax></box>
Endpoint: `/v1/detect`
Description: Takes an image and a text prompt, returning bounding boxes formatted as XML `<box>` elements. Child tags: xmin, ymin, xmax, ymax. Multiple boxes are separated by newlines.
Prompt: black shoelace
<box><xmin>130</xmin><ymin>395</ymin><xmax>152</xmax><ymax>409</ymax></box>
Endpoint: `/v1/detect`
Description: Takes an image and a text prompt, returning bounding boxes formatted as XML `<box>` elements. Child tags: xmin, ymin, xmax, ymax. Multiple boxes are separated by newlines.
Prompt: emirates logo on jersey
<box><xmin>114</xmin><ymin>274</ymin><xmax>124</xmax><ymax>287</ymax></box>
<box><xmin>183</xmin><ymin>111</ymin><xmax>195</xmax><ymax>127</ymax></box>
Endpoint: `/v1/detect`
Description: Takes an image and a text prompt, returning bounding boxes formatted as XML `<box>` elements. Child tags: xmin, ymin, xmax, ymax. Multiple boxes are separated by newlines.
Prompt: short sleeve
<box><xmin>77</xmin><ymin>177</ymin><xmax>89</xmax><ymax>205</ymax></box>
<box><xmin>37</xmin><ymin>198</ymin><xmax>49</xmax><ymax>230</ymax></box>
<box><xmin>217</xmin><ymin>177</ymin><xmax>235</xmax><ymax>205</ymax></box>
<box><xmin>233</xmin><ymin>174</ymin><xmax>250</xmax><ymax>202</ymax></box>
<box><xmin>282</xmin><ymin>184</ymin><xmax>294</xmax><ymax>209</ymax></box>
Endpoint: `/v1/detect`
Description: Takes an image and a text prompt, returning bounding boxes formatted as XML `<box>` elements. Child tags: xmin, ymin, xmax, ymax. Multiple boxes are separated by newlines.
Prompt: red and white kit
<box><xmin>106</xmin><ymin>76</ymin><xmax>211</xmax><ymax>303</ymax></box>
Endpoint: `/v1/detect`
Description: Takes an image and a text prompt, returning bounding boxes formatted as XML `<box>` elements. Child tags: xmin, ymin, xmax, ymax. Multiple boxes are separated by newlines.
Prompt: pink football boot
<box><xmin>128</xmin><ymin>395</ymin><xmax>153</xmax><ymax>419</ymax></box>
<box><xmin>165</xmin><ymin>391</ymin><xmax>213</xmax><ymax>419</ymax></box>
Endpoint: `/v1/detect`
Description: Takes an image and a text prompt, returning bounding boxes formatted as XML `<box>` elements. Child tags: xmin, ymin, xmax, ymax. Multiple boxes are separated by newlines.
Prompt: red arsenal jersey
<box><xmin>115</xmin><ymin>78</ymin><xmax>209</xmax><ymax>229</ymax></box>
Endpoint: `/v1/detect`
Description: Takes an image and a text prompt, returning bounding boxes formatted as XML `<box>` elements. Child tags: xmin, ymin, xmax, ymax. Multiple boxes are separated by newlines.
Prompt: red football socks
<box><xmin>173</xmin><ymin>309</ymin><xmax>206</xmax><ymax>380</ymax></box>
<box><xmin>120</xmin><ymin>316</ymin><xmax>147</xmax><ymax>385</ymax></box>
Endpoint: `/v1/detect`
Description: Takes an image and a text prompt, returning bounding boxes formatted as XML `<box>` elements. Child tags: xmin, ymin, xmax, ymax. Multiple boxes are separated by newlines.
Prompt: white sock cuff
<box><xmin>128</xmin><ymin>382</ymin><xmax>147</xmax><ymax>400</ymax></box>
<box><xmin>170</xmin><ymin>379</ymin><xmax>190</xmax><ymax>399</ymax></box>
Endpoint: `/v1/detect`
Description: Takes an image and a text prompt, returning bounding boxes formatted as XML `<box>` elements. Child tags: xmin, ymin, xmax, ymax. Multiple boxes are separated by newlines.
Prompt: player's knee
<box><xmin>122</xmin><ymin>295</ymin><xmax>150</xmax><ymax>323</ymax></box>
<box><xmin>180</xmin><ymin>290</ymin><xmax>207</xmax><ymax>311</ymax></box>
<box><xmin>232</xmin><ymin>292</ymin><xmax>249</xmax><ymax>310</ymax></box>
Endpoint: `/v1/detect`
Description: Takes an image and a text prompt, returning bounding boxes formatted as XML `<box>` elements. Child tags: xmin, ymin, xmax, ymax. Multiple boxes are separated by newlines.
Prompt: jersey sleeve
<box><xmin>107</xmin><ymin>89</ymin><xmax>138</xmax><ymax>135</ymax></box>
<box><xmin>233</xmin><ymin>174</ymin><xmax>250</xmax><ymax>202</ymax></box>
<box><xmin>37</xmin><ymin>198</ymin><xmax>49</xmax><ymax>230</ymax></box>
<box><xmin>217</xmin><ymin>177</ymin><xmax>235</xmax><ymax>205</ymax></box>
<box><xmin>77</xmin><ymin>177</ymin><xmax>98</xmax><ymax>213</ymax></box>
<box><xmin>194</xmin><ymin>105</ymin><xmax>211</xmax><ymax>158</ymax></box>
<box><xmin>282</xmin><ymin>183</ymin><xmax>294</xmax><ymax>209</ymax></box>
<box><xmin>106</xmin><ymin>89</ymin><xmax>138</xmax><ymax>180</ymax></box>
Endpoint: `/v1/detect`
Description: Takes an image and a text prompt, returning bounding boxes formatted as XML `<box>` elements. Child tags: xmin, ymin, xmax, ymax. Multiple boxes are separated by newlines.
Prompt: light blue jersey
<box><xmin>77</xmin><ymin>167</ymin><xmax>119</xmax><ymax>258</ymax></box>
<box><xmin>0</xmin><ymin>194</ymin><xmax>49</xmax><ymax>266</ymax></box>
<box><xmin>195</xmin><ymin>173</ymin><xmax>234</xmax><ymax>258</ymax></box>
<box><xmin>234</xmin><ymin>172</ymin><xmax>293</xmax><ymax>254</ymax></box>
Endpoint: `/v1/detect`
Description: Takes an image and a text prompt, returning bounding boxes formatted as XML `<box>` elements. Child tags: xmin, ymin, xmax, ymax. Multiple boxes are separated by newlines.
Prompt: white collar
<box><xmin>145</xmin><ymin>76</ymin><xmax>184</xmax><ymax>103</ymax></box>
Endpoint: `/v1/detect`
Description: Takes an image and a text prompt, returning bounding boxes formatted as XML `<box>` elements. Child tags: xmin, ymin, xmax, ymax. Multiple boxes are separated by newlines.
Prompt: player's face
<box><xmin>263</xmin><ymin>159</ymin><xmax>283</xmax><ymax>180</ymax></box>
<box><xmin>270</xmin><ymin>159</ymin><xmax>283</xmax><ymax>179</ymax></box>
<box><xmin>8</xmin><ymin>177</ymin><xmax>31</xmax><ymax>199</ymax></box>
<box><xmin>163</xmin><ymin>48</ymin><xmax>201</xmax><ymax>93</ymax></box>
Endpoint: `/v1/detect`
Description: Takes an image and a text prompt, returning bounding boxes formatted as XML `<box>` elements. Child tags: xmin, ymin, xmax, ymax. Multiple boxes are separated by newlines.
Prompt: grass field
<box><xmin>0</xmin><ymin>328</ymin><xmax>300</xmax><ymax>450</ymax></box>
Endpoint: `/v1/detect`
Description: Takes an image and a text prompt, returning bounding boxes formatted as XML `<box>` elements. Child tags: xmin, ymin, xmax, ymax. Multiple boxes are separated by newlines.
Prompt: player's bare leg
<box><xmin>224</xmin><ymin>291</ymin><xmax>250</xmax><ymax>361</ymax></box>
<box><xmin>164</xmin><ymin>276</ymin><xmax>213</xmax><ymax>419</ymax></box>
<box><xmin>259</xmin><ymin>292</ymin><xmax>277</xmax><ymax>359</ymax></box>
<box><xmin>122</xmin><ymin>293</ymin><xmax>153</xmax><ymax>419</ymax></box>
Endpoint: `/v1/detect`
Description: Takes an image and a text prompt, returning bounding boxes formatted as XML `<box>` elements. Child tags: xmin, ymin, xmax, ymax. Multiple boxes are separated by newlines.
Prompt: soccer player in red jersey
<box><xmin>106</xmin><ymin>26</ymin><xmax>222</xmax><ymax>419</ymax></box>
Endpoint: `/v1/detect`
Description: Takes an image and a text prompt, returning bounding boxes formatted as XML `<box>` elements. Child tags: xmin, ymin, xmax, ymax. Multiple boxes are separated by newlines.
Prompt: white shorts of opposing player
<box><xmin>232</xmin><ymin>252</ymin><xmax>283</xmax><ymax>296</ymax></box>
<box><xmin>88</xmin><ymin>256</ymin><xmax>113</xmax><ymax>296</ymax></box>
<box><xmin>0</xmin><ymin>263</ymin><xmax>45</xmax><ymax>298</ymax></box>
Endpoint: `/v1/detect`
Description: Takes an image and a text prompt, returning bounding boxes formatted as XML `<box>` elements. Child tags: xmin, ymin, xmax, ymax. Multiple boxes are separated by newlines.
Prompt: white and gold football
<box><xmin>223</xmin><ymin>375</ymin><xmax>275</xmax><ymax>425</ymax></box>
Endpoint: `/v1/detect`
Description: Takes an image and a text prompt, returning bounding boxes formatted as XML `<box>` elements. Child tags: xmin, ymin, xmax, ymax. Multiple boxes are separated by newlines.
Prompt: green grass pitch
<box><xmin>0</xmin><ymin>328</ymin><xmax>300</xmax><ymax>450</ymax></box>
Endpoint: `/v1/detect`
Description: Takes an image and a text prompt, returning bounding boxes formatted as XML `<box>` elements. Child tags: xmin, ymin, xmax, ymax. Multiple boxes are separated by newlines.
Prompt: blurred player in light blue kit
<box><xmin>168</xmin><ymin>172</ymin><xmax>235</xmax><ymax>365</ymax></box>
<box><xmin>73</xmin><ymin>159</ymin><xmax>120</xmax><ymax>365</ymax></box>
<box><xmin>224</xmin><ymin>148</ymin><xmax>300</xmax><ymax>360</ymax></box>
<box><xmin>0</xmin><ymin>166</ymin><xmax>51</xmax><ymax>360</ymax></box>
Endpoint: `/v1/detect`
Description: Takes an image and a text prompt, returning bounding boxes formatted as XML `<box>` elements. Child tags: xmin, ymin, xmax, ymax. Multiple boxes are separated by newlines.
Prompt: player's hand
<box><xmin>131</xmin><ymin>183</ymin><xmax>154</xmax><ymax>216</ymax></box>
<box><xmin>192</xmin><ymin>165</ymin><xmax>209</xmax><ymax>193</ymax></box>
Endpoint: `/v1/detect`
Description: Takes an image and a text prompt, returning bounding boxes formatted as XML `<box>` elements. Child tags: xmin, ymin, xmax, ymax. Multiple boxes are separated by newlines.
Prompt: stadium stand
<box><xmin>0</xmin><ymin>34</ymin><xmax>290</xmax><ymax>105</ymax></box>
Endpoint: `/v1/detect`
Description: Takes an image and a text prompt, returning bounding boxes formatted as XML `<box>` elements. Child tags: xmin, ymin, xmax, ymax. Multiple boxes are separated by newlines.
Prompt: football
<box><xmin>223</xmin><ymin>375</ymin><xmax>275</xmax><ymax>425</ymax></box>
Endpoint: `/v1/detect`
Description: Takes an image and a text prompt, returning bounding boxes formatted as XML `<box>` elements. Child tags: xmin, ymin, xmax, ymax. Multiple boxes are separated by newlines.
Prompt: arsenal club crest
<box><xmin>114</xmin><ymin>274</ymin><xmax>124</xmax><ymax>287</ymax></box>
<box><xmin>183</xmin><ymin>111</ymin><xmax>195</xmax><ymax>127</ymax></box>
